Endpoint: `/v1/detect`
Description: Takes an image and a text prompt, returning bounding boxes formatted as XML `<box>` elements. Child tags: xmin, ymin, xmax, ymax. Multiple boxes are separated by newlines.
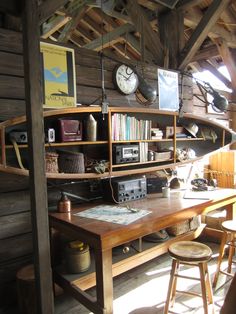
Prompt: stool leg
<box><xmin>204</xmin><ymin>262</ymin><xmax>215</xmax><ymax>314</ymax></box>
<box><xmin>164</xmin><ymin>259</ymin><xmax>178</xmax><ymax>314</ymax></box>
<box><xmin>170</xmin><ymin>260</ymin><xmax>180</xmax><ymax>307</ymax></box>
<box><xmin>212</xmin><ymin>231</ymin><xmax>228</xmax><ymax>288</ymax></box>
<box><xmin>227</xmin><ymin>233</ymin><xmax>235</xmax><ymax>274</ymax></box>
<box><xmin>199</xmin><ymin>262</ymin><xmax>209</xmax><ymax>314</ymax></box>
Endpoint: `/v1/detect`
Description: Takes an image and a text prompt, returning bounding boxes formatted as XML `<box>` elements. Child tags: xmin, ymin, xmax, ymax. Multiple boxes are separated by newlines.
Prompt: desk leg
<box><xmin>225</xmin><ymin>202</ymin><xmax>236</xmax><ymax>220</ymax></box>
<box><xmin>94</xmin><ymin>248</ymin><xmax>113</xmax><ymax>314</ymax></box>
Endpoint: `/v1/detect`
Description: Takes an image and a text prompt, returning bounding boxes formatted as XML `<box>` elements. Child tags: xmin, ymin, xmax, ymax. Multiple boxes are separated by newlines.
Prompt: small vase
<box><xmin>86</xmin><ymin>114</ymin><xmax>97</xmax><ymax>141</ymax></box>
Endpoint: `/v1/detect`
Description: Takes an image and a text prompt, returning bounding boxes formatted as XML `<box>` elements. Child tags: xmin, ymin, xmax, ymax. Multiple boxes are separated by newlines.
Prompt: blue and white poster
<box><xmin>158</xmin><ymin>69</ymin><xmax>179</xmax><ymax>111</ymax></box>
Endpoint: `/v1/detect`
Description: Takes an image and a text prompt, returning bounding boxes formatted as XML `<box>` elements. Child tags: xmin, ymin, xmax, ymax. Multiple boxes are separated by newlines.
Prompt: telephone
<box><xmin>191</xmin><ymin>178</ymin><xmax>208</xmax><ymax>191</ymax></box>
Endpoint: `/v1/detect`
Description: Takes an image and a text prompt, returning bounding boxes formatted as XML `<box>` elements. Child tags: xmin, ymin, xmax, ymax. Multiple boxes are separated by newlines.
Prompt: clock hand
<box><xmin>118</xmin><ymin>72</ymin><xmax>129</xmax><ymax>80</ymax></box>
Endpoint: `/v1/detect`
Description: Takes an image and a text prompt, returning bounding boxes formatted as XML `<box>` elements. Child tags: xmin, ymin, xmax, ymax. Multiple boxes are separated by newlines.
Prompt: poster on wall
<box><xmin>40</xmin><ymin>42</ymin><xmax>76</xmax><ymax>108</ymax></box>
<box><xmin>158</xmin><ymin>69</ymin><xmax>179</xmax><ymax>111</ymax></box>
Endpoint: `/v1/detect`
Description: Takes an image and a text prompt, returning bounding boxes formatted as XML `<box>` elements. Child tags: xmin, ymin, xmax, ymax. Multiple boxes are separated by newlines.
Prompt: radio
<box><xmin>9</xmin><ymin>131</ymin><xmax>28</xmax><ymax>143</ymax></box>
<box><xmin>102</xmin><ymin>176</ymin><xmax>147</xmax><ymax>203</ymax></box>
<box><xmin>146</xmin><ymin>176</ymin><xmax>168</xmax><ymax>194</ymax></box>
<box><xmin>113</xmin><ymin>144</ymin><xmax>139</xmax><ymax>164</ymax></box>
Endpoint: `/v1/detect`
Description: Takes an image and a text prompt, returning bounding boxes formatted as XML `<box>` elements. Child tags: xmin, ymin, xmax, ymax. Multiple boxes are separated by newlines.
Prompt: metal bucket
<box><xmin>65</xmin><ymin>241</ymin><xmax>91</xmax><ymax>273</ymax></box>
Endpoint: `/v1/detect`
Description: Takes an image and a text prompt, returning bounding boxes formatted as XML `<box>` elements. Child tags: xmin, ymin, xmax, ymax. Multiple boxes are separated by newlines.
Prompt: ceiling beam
<box><xmin>214</xmin><ymin>37</ymin><xmax>236</xmax><ymax>91</ymax></box>
<box><xmin>184</xmin><ymin>7</ymin><xmax>236</xmax><ymax>48</ymax></box>
<box><xmin>41</xmin><ymin>15</ymin><xmax>71</xmax><ymax>39</ymax></box>
<box><xmin>57</xmin><ymin>5</ymin><xmax>88</xmax><ymax>42</ymax></box>
<box><xmin>83</xmin><ymin>23</ymin><xmax>135</xmax><ymax>51</ymax></box>
<box><xmin>178</xmin><ymin>0</ymin><xmax>231</xmax><ymax>70</ymax></box>
<box><xmin>125</xmin><ymin>0</ymin><xmax>163</xmax><ymax>65</ymax></box>
<box><xmin>39</xmin><ymin>0</ymin><xmax>70</xmax><ymax>24</ymax></box>
<box><xmin>198</xmin><ymin>59</ymin><xmax>232</xmax><ymax>89</ymax></box>
<box><xmin>176</xmin><ymin>0</ymin><xmax>203</xmax><ymax>10</ymax></box>
<box><xmin>191</xmin><ymin>45</ymin><xmax>219</xmax><ymax>62</ymax></box>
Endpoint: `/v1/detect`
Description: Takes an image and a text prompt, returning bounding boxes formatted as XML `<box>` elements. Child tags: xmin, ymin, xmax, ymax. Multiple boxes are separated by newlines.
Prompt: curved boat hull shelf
<box><xmin>0</xmin><ymin>106</ymin><xmax>235</xmax><ymax>179</ymax></box>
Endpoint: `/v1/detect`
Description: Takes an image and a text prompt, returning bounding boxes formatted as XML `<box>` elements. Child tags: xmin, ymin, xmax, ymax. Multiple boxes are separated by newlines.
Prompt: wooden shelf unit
<box><xmin>0</xmin><ymin>106</ymin><xmax>235</xmax><ymax>179</ymax></box>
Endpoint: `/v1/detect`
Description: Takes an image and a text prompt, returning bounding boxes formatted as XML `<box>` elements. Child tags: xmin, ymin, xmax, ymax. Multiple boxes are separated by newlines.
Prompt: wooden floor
<box><xmin>54</xmin><ymin>241</ymin><xmax>234</xmax><ymax>314</ymax></box>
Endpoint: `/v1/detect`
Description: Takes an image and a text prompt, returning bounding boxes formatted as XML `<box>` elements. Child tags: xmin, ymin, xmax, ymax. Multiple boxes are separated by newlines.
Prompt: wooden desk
<box><xmin>49</xmin><ymin>188</ymin><xmax>236</xmax><ymax>314</ymax></box>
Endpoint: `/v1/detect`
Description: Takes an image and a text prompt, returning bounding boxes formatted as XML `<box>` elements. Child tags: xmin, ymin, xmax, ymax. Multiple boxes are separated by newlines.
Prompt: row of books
<box><xmin>111</xmin><ymin>113</ymin><xmax>152</xmax><ymax>141</ymax></box>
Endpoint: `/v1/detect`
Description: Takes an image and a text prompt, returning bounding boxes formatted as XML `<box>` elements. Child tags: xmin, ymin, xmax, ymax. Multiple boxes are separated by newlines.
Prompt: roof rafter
<box><xmin>178</xmin><ymin>0</ymin><xmax>231</xmax><ymax>70</ymax></box>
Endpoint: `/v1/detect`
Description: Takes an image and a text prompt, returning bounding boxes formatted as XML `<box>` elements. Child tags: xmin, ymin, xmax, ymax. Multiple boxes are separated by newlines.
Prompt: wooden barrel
<box><xmin>16</xmin><ymin>264</ymin><xmax>37</xmax><ymax>314</ymax></box>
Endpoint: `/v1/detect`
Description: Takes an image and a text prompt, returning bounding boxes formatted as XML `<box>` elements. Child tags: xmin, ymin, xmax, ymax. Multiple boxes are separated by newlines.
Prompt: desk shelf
<box><xmin>53</xmin><ymin>224</ymin><xmax>205</xmax><ymax>292</ymax></box>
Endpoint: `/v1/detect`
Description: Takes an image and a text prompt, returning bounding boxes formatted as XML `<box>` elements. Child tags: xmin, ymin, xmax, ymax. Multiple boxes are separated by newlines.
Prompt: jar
<box><xmin>65</xmin><ymin>241</ymin><xmax>91</xmax><ymax>273</ymax></box>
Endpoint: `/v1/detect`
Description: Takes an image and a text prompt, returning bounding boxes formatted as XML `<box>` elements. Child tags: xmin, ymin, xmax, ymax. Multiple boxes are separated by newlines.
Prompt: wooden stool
<box><xmin>212</xmin><ymin>220</ymin><xmax>236</xmax><ymax>288</ymax></box>
<box><xmin>164</xmin><ymin>241</ymin><xmax>214</xmax><ymax>314</ymax></box>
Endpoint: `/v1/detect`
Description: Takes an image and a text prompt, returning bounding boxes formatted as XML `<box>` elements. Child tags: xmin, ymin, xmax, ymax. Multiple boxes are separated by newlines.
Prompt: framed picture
<box><xmin>158</xmin><ymin>69</ymin><xmax>179</xmax><ymax>111</ymax></box>
<box><xmin>40</xmin><ymin>42</ymin><xmax>76</xmax><ymax>108</ymax></box>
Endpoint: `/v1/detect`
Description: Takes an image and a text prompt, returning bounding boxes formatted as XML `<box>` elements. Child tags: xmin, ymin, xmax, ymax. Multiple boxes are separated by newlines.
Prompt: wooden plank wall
<box><xmin>0</xmin><ymin>27</ymin><xmax>229</xmax><ymax>308</ymax></box>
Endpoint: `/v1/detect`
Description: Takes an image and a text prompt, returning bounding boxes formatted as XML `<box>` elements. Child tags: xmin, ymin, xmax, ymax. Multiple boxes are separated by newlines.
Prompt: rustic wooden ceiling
<box><xmin>1</xmin><ymin>0</ymin><xmax>236</xmax><ymax>92</ymax></box>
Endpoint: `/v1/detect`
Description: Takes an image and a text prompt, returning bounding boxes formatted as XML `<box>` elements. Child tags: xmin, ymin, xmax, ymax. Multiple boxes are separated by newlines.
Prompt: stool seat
<box><xmin>164</xmin><ymin>241</ymin><xmax>215</xmax><ymax>314</ymax></box>
<box><xmin>213</xmin><ymin>219</ymin><xmax>236</xmax><ymax>288</ymax></box>
<box><xmin>169</xmin><ymin>241</ymin><xmax>212</xmax><ymax>262</ymax></box>
<box><xmin>222</xmin><ymin>220</ymin><xmax>236</xmax><ymax>232</ymax></box>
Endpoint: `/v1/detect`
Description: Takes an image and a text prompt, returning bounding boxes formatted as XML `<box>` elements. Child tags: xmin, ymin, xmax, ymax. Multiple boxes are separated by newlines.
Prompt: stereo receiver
<box><xmin>113</xmin><ymin>144</ymin><xmax>139</xmax><ymax>164</ymax></box>
<box><xmin>102</xmin><ymin>176</ymin><xmax>147</xmax><ymax>203</ymax></box>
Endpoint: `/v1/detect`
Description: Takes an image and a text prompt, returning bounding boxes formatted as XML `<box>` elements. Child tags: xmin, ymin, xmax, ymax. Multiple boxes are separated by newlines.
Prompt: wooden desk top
<box><xmin>49</xmin><ymin>188</ymin><xmax>236</xmax><ymax>250</ymax></box>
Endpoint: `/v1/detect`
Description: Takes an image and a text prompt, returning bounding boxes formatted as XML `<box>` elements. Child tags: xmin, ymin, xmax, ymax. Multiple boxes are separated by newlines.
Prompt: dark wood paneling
<box><xmin>0</xmin><ymin>75</ymin><xmax>25</xmax><ymax>99</ymax></box>
<box><xmin>0</xmin><ymin>233</ymin><xmax>32</xmax><ymax>262</ymax></box>
<box><xmin>0</xmin><ymin>173</ymin><xmax>29</xmax><ymax>192</ymax></box>
<box><xmin>0</xmin><ymin>190</ymin><xmax>30</xmax><ymax>216</ymax></box>
<box><xmin>0</xmin><ymin>98</ymin><xmax>25</xmax><ymax>120</ymax></box>
<box><xmin>0</xmin><ymin>212</ymin><xmax>31</xmax><ymax>239</ymax></box>
<box><xmin>0</xmin><ymin>51</ymin><xmax>23</xmax><ymax>76</ymax></box>
<box><xmin>0</xmin><ymin>28</ymin><xmax>22</xmax><ymax>54</ymax></box>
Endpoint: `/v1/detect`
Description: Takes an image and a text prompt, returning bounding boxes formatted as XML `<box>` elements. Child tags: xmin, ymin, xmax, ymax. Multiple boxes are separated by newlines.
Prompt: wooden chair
<box><xmin>212</xmin><ymin>220</ymin><xmax>236</xmax><ymax>288</ymax></box>
<box><xmin>164</xmin><ymin>241</ymin><xmax>214</xmax><ymax>314</ymax></box>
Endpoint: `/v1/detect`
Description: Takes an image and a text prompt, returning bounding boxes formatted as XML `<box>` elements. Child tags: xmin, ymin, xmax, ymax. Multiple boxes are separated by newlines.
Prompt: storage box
<box><xmin>154</xmin><ymin>151</ymin><xmax>172</xmax><ymax>161</ymax></box>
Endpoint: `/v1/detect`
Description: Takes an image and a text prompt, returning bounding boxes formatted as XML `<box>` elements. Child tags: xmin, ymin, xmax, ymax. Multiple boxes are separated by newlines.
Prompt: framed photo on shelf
<box><xmin>157</xmin><ymin>69</ymin><xmax>179</xmax><ymax>111</ymax></box>
<box><xmin>40</xmin><ymin>42</ymin><xmax>76</xmax><ymax>108</ymax></box>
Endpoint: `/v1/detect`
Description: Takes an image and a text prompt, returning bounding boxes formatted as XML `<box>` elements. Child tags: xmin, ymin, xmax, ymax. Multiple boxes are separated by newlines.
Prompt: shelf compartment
<box><xmin>53</xmin><ymin>225</ymin><xmax>205</xmax><ymax>292</ymax></box>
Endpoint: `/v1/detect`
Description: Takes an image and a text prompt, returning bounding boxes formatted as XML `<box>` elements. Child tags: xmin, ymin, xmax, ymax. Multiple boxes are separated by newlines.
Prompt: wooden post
<box><xmin>21</xmin><ymin>0</ymin><xmax>54</xmax><ymax>313</ymax></box>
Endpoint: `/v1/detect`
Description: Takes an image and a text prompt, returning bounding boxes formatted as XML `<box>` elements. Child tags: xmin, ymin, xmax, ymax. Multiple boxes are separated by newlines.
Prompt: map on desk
<box><xmin>74</xmin><ymin>205</ymin><xmax>151</xmax><ymax>225</ymax></box>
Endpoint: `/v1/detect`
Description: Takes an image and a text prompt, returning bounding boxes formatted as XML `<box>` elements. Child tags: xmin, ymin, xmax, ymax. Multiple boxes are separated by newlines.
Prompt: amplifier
<box><xmin>102</xmin><ymin>176</ymin><xmax>147</xmax><ymax>203</ymax></box>
<box><xmin>146</xmin><ymin>176</ymin><xmax>168</xmax><ymax>194</ymax></box>
<box><xmin>113</xmin><ymin>144</ymin><xmax>139</xmax><ymax>164</ymax></box>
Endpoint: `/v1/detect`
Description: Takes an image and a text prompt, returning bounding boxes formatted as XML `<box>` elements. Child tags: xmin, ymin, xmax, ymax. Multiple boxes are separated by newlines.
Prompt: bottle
<box><xmin>57</xmin><ymin>192</ymin><xmax>71</xmax><ymax>213</ymax></box>
<box><xmin>86</xmin><ymin>114</ymin><xmax>97</xmax><ymax>141</ymax></box>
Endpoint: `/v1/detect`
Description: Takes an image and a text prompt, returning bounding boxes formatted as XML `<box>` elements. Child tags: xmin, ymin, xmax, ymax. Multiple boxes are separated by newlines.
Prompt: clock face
<box><xmin>113</xmin><ymin>64</ymin><xmax>139</xmax><ymax>95</ymax></box>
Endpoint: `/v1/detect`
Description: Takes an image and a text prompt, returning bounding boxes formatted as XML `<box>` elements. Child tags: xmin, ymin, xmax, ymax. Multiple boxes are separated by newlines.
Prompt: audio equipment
<box><xmin>102</xmin><ymin>176</ymin><xmax>146</xmax><ymax>203</ymax></box>
<box><xmin>113</xmin><ymin>144</ymin><xmax>139</xmax><ymax>164</ymax></box>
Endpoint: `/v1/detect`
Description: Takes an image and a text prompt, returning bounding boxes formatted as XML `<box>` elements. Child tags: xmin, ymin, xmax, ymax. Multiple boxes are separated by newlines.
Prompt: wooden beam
<box><xmin>198</xmin><ymin>59</ymin><xmax>232</xmax><ymax>89</ymax></box>
<box><xmin>176</xmin><ymin>0</ymin><xmax>203</xmax><ymax>10</ymax></box>
<box><xmin>83</xmin><ymin>23</ymin><xmax>135</xmax><ymax>50</ymax></box>
<box><xmin>184</xmin><ymin>7</ymin><xmax>236</xmax><ymax>48</ymax></box>
<box><xmin>22</xmin><ymin>0</ymin><xmax>54</xmax><ymax>313</ymax></box>
<box><xmin>214</xmin><ymin>37</ymin><xmax>236</xmax><ymax>91</ymax></box>
<box><xmin>125</xmin><ymin>0</ymin><xmax>163</xmax><ymax>65</ymax></box>
<box><xmin>178</xmin><ymin>0</ymin><xmax>231</xmax><ymax>70</ymax></box>
<box><xmin>39</xmin><ymin>0</ymin><xmax>69</xmax><ymax>24</ymax></box>
<box><xmin>159</xmin><ymin>8</ymin><xmax>184</xmax><ymax>69</ymax></box>
<box><xmin>57</xmin><ymin>5</ymin><xmax>88</xmax><ymax>42</ymax></box>
<box><xmin>191</xmin><ymin>45</ymin><xmax>219</xmax><ymax>62</ymax></box>
<box><xmin>41</xmin><ymin>15</ymin><xmax>71</xmax><ymax>39</ymax></box>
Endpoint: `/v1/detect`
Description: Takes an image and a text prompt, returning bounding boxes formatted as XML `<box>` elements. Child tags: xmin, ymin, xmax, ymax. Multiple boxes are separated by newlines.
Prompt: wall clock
<box><xmin>113</xmin><ymin>64</ymin><xmax>139</xmax><ymax>95</ymax></box>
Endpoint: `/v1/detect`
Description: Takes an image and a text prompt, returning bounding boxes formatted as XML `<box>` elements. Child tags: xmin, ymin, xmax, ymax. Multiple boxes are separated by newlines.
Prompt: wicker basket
<box><xmin>58</xmin><ymin>150</ymin><xmax>85</xmax><ymax>173</ymax></box>
<box><xmin>45</xmin><ymin>152</ymin><xmax>59</xmax><ymax>173</ymax></box>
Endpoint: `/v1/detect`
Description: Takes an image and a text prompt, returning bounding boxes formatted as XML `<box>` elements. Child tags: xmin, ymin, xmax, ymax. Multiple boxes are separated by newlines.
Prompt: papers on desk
<box><xmin>74</xmin><ymin>205</ymin><xmax>151</xmax><ymax>225</ymax></box>
<box><xmin>183</xmin><ymin>188</ymin><xmax>217</xmax><ymax>200</ymax></box>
